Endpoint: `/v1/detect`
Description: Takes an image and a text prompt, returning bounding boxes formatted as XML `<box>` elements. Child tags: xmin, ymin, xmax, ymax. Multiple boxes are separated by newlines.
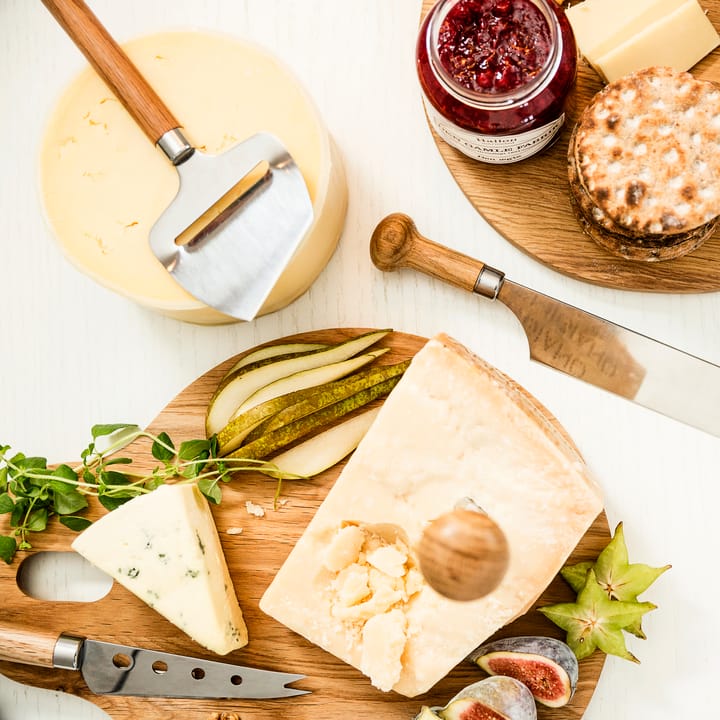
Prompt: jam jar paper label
<box><xmin>424</xmin><ymin>98</ymin><xmax>564</xmax><ymax>164</ymax></box>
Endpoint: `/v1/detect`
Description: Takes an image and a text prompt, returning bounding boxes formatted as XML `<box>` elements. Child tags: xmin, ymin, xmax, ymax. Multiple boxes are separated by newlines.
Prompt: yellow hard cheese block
<box><xmin>566</xmin><ymin>0</ymin><xmax>687</xmax><ymax>60</ymax></box>
<box><xmin>40</xmin><ymin>31</ymin><xmax>347</xmax><ymax>324</ymax></box>
<box><xmin>594</xmin><ymin>1</ymin><xmax>720</xmax><ymax>82</ymax></box>
<box><xmin>72</xmin><ymin>483</ymin><xmax>248</xmax><ymax>655</ymax></box>
<box><xmin>260</xmin><ymin>334</ymin><xmax>603</xmax><ymax>697</ymax></box>
<box><xmin>567</xmin><ymin>0</ymin><xmax>719</xmax><ymax>82</ymax></box>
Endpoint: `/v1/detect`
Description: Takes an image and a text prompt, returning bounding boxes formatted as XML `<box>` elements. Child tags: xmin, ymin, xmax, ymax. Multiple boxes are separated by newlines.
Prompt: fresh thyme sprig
<box><xmin>0</xmin><ymin>423</ymin><xmax>286</xmax><ymax>564</ymax></box>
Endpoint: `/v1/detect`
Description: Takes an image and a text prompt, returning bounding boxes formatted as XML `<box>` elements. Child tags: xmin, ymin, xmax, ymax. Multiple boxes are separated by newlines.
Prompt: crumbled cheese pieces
<box><xmin>260</xmin><ymin>334</ymin><xmax>603</xmax><ymax>697</ymax></box>
<box><xmin>567</xmin><ymin>0</ymin><xmax>719</xmax><ymax>82</ymax></box>
<box><xmin>245</xmin><ymin>500</ymin><xmax>266</xmax><ymax>518</ymax></box>
<box><xmin>320</xmin><ymin>523</ymin><xmax>422</xmax><ymax>690</ymax></box>
<box><xmin>361</xmin><ymin>609</ymin><xmax>407</xmax><ymax>693</ymax></box>
<box><xmin>72</xmin><ymin>484</ymin><xmax>248</xmax><ymax>655</ymax></box>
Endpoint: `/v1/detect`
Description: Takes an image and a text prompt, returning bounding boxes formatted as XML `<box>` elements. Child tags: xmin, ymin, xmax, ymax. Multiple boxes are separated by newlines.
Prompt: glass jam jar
<box><xmin>417</xmin><ymin>0</ymin><xmax>577</xmax><ymax>164</ymax></box>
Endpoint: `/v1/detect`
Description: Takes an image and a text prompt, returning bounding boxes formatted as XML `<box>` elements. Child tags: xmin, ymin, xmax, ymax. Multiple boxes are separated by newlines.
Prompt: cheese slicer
<box><xmin>42</xmin><ymin>0</ymin><xmax>313</xmax><ymax>321</ymax></box>
<box><xmin>0</xmin><ymin>624</ymin><xmax>309</xmax><ymax>699</ymax></box>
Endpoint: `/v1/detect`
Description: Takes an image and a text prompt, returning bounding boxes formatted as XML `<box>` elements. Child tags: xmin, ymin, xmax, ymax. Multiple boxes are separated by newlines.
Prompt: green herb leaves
<box><xmin>0</xmin><ymin>424</ymin><xmax>282</xmax><ymax>563</ymax></box>
<box><xmin>539</xmin><ymin>522</ymin><xmax>670</xmax><ymax>663</ymax></box>
<box><xmin>0</xmin><ymin>534</ymin><xmax>16</xmax><ymax>564</ymax></box>
<box><xmin>0</xmin><ymin>448</ymin><xmax>92</xmax><ymax>560</ymax></box>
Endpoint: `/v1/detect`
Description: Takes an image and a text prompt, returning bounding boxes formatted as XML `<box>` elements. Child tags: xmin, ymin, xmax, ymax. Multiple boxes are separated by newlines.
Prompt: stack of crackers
<box><xmin>568</xmin><ymin>66</ymin><xmax>720</xmax><ymax>261</ymax></box>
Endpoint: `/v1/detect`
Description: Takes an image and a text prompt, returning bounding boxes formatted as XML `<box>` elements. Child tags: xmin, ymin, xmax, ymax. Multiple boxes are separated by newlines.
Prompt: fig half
<box><xmin>424</xmin><ymin>676</ymin><xmax>537</xmax><ymax>720</ymax></box>
<box><xmin>468</xmin><ymin>636</ymin><xmax>578</xmax><ymax>708</ymax></box>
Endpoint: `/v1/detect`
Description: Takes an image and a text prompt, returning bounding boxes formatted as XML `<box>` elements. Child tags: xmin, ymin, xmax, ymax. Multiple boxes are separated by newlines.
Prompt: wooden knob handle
<box><xmin>42</xmin><ymin>0</ymin><xmax>180</xmax><ymax>145</ymax></box>
<box><xmin>0</xmin><ymin>623</ymin><xmax>59</xmax><ymax>667</ymax></box>
<box><xmin>417</xmin><ymin>508</ymin><xmax>510</xmax><ymax>601</ymax></box>
<box><xmin>370</xmin><ymin>213</ymin><xmax>487</xmax><ymax>293</ymax></box>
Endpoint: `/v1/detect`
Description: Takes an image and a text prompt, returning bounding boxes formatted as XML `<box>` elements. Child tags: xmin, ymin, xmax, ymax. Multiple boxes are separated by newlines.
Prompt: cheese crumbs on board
<box><xmin>245</xmin><ymin>500</ymin><xmax>266</xmax><ymax>518</ymax></box>
<box><xmin>260</xmin><ymin>334</ymin><xmax>603</xmax><ymax>697</ymax></box>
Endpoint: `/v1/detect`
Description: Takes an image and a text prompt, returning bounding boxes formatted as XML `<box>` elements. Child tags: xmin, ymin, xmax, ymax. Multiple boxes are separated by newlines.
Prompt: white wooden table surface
<box><xmin>1</xmin><ymin>1</ymin><xmax>719</xmax><ymax>718</ymax></box>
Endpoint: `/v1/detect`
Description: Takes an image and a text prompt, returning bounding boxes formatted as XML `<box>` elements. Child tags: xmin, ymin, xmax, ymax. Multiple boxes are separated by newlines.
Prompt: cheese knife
<box><xmin>0</xmin><ymin>625</ymin><xmax>308</xmax><ymax>699</ymax></box>
<box><xmin>370</xmin><ymin>214</ymin><xmax>720</xmax><ymax>438</ymax></box>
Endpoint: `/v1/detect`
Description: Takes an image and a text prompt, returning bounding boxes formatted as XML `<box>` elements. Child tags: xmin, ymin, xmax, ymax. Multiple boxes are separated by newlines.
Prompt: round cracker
<box><xmin>574</xmin><ymin>66</ymin><xmax>720</xmax><ymax>235</ymax></box>
<box><xmin>568</xmin><ymin>126</ymin><xmax>717</xmax><ymax>261</ymax></box>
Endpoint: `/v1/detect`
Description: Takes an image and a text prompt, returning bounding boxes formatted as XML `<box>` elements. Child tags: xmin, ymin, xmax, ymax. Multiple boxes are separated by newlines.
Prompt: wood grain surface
<box><xmin>0</xmin><ymin>329</ymin><xmax>609</xmax><ymax>720</ymax></box>
<box><xmin>419</xmin><ymin>0</ymin><xmax>720</xmax><ymax>292</ymax></box>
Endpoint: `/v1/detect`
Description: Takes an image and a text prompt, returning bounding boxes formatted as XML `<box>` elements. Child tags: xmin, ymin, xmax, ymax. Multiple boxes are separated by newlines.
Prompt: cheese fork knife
<box><xmin>370</xmin><ymin>213</ymin><xmax>720</xmax><ymax>438</ymax></box>
<box><xmin>0</xmin><ymin>624</ymin><xmax>309</xmax><ymax>699</ymax></box>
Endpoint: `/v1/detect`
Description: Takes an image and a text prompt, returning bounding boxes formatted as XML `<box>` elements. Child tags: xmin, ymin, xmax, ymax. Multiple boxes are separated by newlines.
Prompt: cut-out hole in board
<box><xmin>17</xmin><ymin>551</ymin><xmax>112</xmax><ymax>602</ymax></box>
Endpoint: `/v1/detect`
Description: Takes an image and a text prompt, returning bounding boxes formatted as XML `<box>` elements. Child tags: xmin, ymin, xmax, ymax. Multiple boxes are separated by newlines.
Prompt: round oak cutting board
<box><xmin>0</xmin><ymin>329</ymin><xmax>609</xmax><ymax>720</ymax></box>
<box><xmin>419</xmin><ymin>0</ymin><xmax>720</xmax><ymax>292</ymax></box>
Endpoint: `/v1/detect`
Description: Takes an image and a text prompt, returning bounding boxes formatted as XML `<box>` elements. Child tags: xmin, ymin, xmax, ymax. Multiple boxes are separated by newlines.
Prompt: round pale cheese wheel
<box><xmin>39</xmin><ymin>31</ymin><xmax>347</xmax><ymax>324</ymax></box>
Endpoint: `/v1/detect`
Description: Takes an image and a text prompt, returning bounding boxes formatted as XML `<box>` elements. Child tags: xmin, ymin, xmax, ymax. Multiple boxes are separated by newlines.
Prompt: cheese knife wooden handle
<box><xmin>370</xmin><ymin>213</ymin><xmax>496</xmax><ymax>295</ymax></box>
<box><xmin>0</xmin><ymin>623</ymin><xmax>66</xmax><ymax>668</ymax></box>
<box><xmin>41</xmin><ymin>0</ymin><xmax>180</xmax><ymax>146</ymax></box>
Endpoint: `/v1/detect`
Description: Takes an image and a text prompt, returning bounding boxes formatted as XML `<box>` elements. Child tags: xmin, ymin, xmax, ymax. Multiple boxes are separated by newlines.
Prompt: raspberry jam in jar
<box><xmin>417</xmin><ymin>0</ymin><xmax>577</xmax><ymax>163</ymax></box>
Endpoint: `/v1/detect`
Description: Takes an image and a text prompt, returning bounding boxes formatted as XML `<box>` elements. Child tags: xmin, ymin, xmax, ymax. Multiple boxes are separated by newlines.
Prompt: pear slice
<box><xmin>243</xmin><ymin>360</ymin><xmax>410</xmax><ymax>444</ymax></box>
<box><xmin>233</xmin><ymin>348</ymin><xmax>389</xmax><ymax>419</ymax></box>
<box><xmin>222</xmin><ymin>342</ymin><xmax>327</xmax><ymax>380</ymax></box>
<box><xmin>206</xmin><ymin>330</ymin><xmax>391</xmax><ymax>436</ymax></box>
<box><xmin>240</xmin><ymin>361</ymin><xmax>405</xmax><ymax>444</ymax></box>
<box><xmin>269</xmin><ymin>407</ymin><xmax>380</xmax><ymax>478</ymax></box>
<box><xmin>226</xmin><ymin>376</ymin><xmax>401</xmax><ymax>461</ymax></box>
<box><xmin>217</xmin><ymin>385</ymin><xmax>326</xmax><ymax>455</ymax></box>
<box><xmin>218</xmin><ymin>359</ymin><xmax>408</xmax><ymax>455</ymax></box>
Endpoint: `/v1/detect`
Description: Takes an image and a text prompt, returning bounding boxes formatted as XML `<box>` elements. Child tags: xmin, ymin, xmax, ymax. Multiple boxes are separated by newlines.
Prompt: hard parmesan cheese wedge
<box><xmin>260</xmin><ymin>334</ymin><xmax>603</xmax><ymax>697</ymax></box>
<box><xmin>72</xmin><ymin>483</ymin><xmax>248</xmax><ymax>655</ymax></box>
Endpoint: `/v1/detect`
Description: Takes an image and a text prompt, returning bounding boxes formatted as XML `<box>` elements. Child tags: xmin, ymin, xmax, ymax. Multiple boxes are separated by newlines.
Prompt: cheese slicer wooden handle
<box><xmin>41</xmin><ymin>0</ymin><xmax>180</xmax><ymax>146</ymax></box>
<box><xmin>370</xmin><ymin>213</ymin><xmax>496</xmax><ymax>295</ymax></box>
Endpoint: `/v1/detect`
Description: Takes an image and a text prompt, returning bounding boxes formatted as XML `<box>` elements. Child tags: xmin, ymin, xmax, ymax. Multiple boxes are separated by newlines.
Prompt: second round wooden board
<box><xmin>419</xmin><ymin>0</ymin><xmax>720</xmax><ymax>292</ymax></box>
<box><xmin>0</xmin><ymin>329</ymin><xmax>609</xmax><ymax>719</ymax></box>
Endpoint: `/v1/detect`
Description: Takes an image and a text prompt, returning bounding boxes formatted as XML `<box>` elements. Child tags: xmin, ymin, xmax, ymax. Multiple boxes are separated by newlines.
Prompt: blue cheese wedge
<box><xmin>72</xmin><ymin>483</ymin><xmax>248</xmax><ymax>655</ymax></box>
<box><xmin>260</xmin><ymin>334</ymin><xmax>603</xmax><ymax>697</ymax></box>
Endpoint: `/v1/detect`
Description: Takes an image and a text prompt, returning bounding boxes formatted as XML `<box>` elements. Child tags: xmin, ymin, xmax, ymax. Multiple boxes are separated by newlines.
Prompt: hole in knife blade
<box><xmin>174</xmin><ymin>160</ymin><xmax>271</xmax><ymax>248</ymax></box>
<box><xmin>112</xmin><ymin>653</ymin><xmax>133</xmax><ymax>670</ymax></box>
<box><xmin>191</xmin><ymin>667</ymin><xmax>206</xmax><ymax>680</ymax></box>
<box><xmin>230</xmin><ymin>675</ymin><xmax>243</xmax><ymax>685</ymax></box>
<box><xmin>152</xmin><ymin>660</ymin><xmax>169</xmax><ymax>674</ymax></box>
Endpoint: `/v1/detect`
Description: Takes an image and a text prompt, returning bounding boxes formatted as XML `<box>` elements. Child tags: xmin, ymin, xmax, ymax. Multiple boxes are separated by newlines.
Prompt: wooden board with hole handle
<box><xmin>0</xmin><ymin>329</ymin><xmax>609</xmax><ymax>720</ymax></box>
<box><xmin>419</xmin><ymin>0</ymin><xmax>720</xmax><ymax>292</ymax></box>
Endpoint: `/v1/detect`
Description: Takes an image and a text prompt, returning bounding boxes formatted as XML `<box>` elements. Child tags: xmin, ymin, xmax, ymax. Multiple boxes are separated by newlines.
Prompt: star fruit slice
<box><xmin>560</xmin><ymin>522</ymin><xmax>671</xmax><ymax>638</ymax></box>
<box><xmin>539</xmin><ymin>569</ymin><xmax>656</xmax><ymax>663</ymax></box>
